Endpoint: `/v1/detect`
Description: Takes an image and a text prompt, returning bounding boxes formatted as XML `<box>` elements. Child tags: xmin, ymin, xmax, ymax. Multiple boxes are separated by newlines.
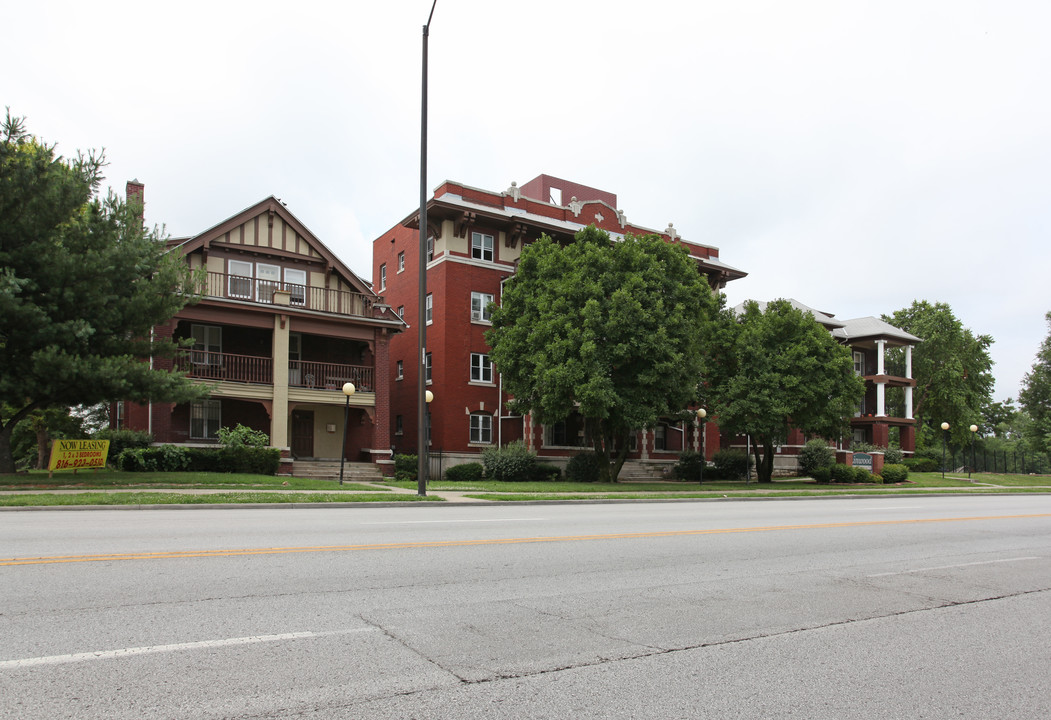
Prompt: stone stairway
<box><xmin>617</xmin><ymin>460</ymin><xmax>675</xmax><ymax>482</ymax></box>
<box><xmin>291</xmin><ymin>460</ymin><xmax>384</xmax><ymax>483</ymax></box>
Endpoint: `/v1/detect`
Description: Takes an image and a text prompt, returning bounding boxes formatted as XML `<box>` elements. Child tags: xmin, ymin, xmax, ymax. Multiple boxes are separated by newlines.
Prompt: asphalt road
<box><xmin>2</xmin><ymin>496</ymin><xmax>1049</xmax><ymax>719</ymax></box>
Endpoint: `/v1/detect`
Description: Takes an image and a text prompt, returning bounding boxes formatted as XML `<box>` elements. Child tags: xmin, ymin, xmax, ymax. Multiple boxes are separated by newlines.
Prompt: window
<box><xmin>397</xmin><ymin>252</ymin><xmax>405</xmax><ymax>272</ymax></box>
<box><xmin>426</xmin><ymin>234</ymin><xmax>434</xmax><ymax>262</ymax></box>
<box><xmin>470</xmin><ymin>413</ymin><xmax>493</xmax><ymax>444</ymax></box>
<box><xmin>397</xmin><ymin>305</ymin><xmax>404</xmax><ymax>318</ymax></box>
<box><xmin>190</xmin><ymin>400</ymin><xmax>221</xmax><ymax>439</ymax></box>
<box><xmin>256</xmin><ymin>263</ymin><xmax>280</xmax><ymax>303</ymax></box>
<box><xmin>395</xmin><ymin>415</ymin><xmax>403</xmax><ymax>435</ymax></box>
<box><xmin>853</xmin><ymin>351</ymin><xmax>865</xmax><ymax>377</ymax></box>
<box><xmin>228</xmin><ymin>260</ymin><xmax>253</xmax><ymax>299</ymax></box>
<box><xmin>284</xmin><ymin>268</ymin><xmax>307</xmax><ymax>306</ymax></box>
<box><xmin>115</xmin><ymin>401</ymin><xmax>125</xmax><ymax>429</ymax></box>
<box><xmin>396</xmin><ymin>360</ymin><xmax>403</xmax><ymax>380</ymax></box>
<box><xmin>190</xmin><ymin>324</ymin><xmax>222</xmax><ymax>366</ymax></box>
<box><xmin>471</xmin><ymin>292</ymin><xmax>495</xmax><ymax>322</ymax></box>
<box><xmin>379</xmin><ymin>263</ymin><xmax>386</xmax><ymax>291</ymax></box>
<box><xmin>425</xmin><ymin>352</ymin><xmax>432</xmax><ymax>383</ymax></box>
<box><xmin>425</xmin><ymin>294</ymin><xmax>433</xmax><ymax>324</ymax></box>
<box><xmin>471</xmin><ymin>232</ymin><xmax>494</xmax><ymax>261</ymax></box>
<box><xmin>470</xmin><ymin>353</ymin><xmax>493</xmax><ymax>383</ymax></box>
<box><xmin>654</xmin><ymin>424</ymin><xmax>667</xmax><ymax>451</ymax></box>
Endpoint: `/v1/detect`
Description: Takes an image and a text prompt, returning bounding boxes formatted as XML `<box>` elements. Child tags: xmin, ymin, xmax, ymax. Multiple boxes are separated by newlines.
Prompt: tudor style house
<box><xmin>373</xmin><ymin>174</ymin><xmax>746</xmax><ymax>465</ymax></box>
<box><xmin>117</xmin><ymin>183</ymin><xmax>404</xmax><ymax>472</ymax></box>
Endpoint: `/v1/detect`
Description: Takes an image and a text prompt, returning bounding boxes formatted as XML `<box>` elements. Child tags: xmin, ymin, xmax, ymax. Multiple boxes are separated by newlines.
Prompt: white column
<box><xmin>905</xmin><ymin>345</ymin><xmax>913</xmax><ymax>379</ymax></box>
<box><xmin>876</xmin><ymin>383</ymin><xmax>886</xmax><ymax>417</ymax></box>
<box><xmin>876</xmin><ymin>339</ymin><xmax>886</xmax><ymax>375</ymax></box>
<box><xmin>905</xmin><ymin>386</ymin><xmax>914</xmax><ymax>420</ymax></box>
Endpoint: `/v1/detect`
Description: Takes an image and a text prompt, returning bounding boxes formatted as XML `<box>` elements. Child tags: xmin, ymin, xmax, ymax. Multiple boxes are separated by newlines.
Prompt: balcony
<box><xmin>197</xmin><ymin>271</ymin><xmax>376</xmax><ymax>318</ymax></box>
<box><xmin>176</xmin><ymin>352</ymin><xmax>373</xmax><ymax>391</ymax></box>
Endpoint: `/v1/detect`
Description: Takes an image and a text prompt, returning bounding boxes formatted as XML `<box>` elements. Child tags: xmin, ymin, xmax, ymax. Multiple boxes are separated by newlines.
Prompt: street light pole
<box><xmin>339</xmin><ymin>382</ymin><xmax>356</xmax><ymax>485</ymax></box>
<box><xmin>417</xmin><ymin>0</ymin><xmax>437</xmax><ymax>497</ymax></box>
<box><xmin>696</xmin><ymin>408</ymin><xmax>707</xmax><ymax>485</ymax></box>
<box><xmin>940</xmin><ymin>421</ymin><xmax>950</xmax><ymax>478</ymax></box>
<box><xmin>969</xmin><ymin>424</ymin><xmax>978</xmax><ymax>480</ymax></box>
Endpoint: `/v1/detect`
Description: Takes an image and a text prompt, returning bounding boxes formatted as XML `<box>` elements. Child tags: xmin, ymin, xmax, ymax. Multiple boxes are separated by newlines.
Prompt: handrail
<box><xmin>197</xmin><ymin>271</ymin><xmax>376</xmax><ymax>318</ymax></box>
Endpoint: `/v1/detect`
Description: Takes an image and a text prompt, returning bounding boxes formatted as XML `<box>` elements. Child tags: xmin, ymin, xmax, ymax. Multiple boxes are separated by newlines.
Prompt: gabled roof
<box><xmin>732</xmin><ymin>298</ymin><xmax>845</xmax><ymax>329</ymax></box>
<box><xmin>169</xmin><ymin>196</ymin><xmax>375</xmax><ymax>298</ymax></box>
<box><xmin>833</xmin><ymin>317</ymin><xmax>923</xmax><ymax>345</ymax></box>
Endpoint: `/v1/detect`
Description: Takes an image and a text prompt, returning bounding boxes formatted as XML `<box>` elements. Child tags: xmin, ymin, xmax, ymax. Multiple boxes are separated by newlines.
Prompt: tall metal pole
<box><xmin>417</xmin><ymin>1</ymin><xmax>437</xmax><ymax>497</ymax></box>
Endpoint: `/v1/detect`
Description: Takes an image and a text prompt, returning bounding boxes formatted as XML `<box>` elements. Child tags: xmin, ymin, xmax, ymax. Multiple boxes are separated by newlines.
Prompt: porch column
<box><xmin>905</xmin><ymin>345</ymin><xmax>914</xmax><ymax>419</ymax></box>
<box><xmin>640</xmin><ymin>428</ymin><xmax>649</xmax><ymax>460</ymax></box>
<box><xmin>875</xmin><ymin>339</ymin><xmax>887</xmax><ymax>417</ymax></box>
<box><xmin>271</xmin><ymin>297</ymin><xmax>291</xmax><ymax>448</ymax></box>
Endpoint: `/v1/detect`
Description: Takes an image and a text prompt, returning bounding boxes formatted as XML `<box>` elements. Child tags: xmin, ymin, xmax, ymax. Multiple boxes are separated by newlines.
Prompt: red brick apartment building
<box><xmin>117</xmin><ymin>183</ymin><xmax>405</xmax><ymax>474</ymax></box>
<box><xmin>373</xmin><ymin>174</ymin><xmax>746</xmax><ymax>466</ymax></box>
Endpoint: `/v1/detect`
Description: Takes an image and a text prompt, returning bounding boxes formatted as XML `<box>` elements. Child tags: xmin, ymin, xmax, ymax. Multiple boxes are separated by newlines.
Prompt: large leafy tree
<box><xmin>882</xmin><ymin>300</ymin><xmax>994</xmax><ymax>446</ymax></box>
<box><xmin>0</xmin><ymin>113</ymin><xmax>205</xmax><ymax>473</ymax></box>
<box><xmin>1019</xmin><ymin>311</ymin><xmax>1051</xmax><ymax>452</ymax></box>
<box><xmin>487</xmin><ymin>226</ymin><xmax>720</xmax><ymax>482</ymax></box>
<box><xmin>708</xmin><ymin>299</ymin><xmax>865</xmax><ymax>483</ymax></box>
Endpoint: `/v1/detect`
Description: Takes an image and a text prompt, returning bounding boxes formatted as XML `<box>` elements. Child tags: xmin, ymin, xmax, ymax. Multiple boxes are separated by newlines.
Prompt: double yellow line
<box><xmin>3</xmin><ymin>513</ymin><xmax>1048</xmax><ymax>566</ymax></box>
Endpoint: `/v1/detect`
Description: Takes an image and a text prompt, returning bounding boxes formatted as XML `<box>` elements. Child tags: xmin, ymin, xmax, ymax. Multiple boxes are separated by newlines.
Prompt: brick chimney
<box><xmin>126</xmin><ymin>179</ymin><xmax>145</xmax><ymax>224</ymax></box>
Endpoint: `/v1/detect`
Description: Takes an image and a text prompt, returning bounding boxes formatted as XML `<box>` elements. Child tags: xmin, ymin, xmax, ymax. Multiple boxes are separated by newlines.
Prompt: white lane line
<box><xmin>859</xmin><ymin>506</ymin><xmax>923</xmax><ymax>510</ymax></box>
<box><xmin>364</xmin><ymin>518</ymin><xmax>546</xmax><ymax>525</ymax></box>
<box><xmin>0</xmin><ymin>628</ymin><xmax>377</xmax><ymax>670</ymax></box>
<box><xmin>867</xmin><ymin>556</ymin><xmax>1042</xmax><ymax>578</ymax></box>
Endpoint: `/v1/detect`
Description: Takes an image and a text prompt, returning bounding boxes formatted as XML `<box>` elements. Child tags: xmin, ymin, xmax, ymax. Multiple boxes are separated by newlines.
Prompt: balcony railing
<box><xmin>176</xmin><ymin>352</ymin><xmax>374</xmax><ymax>392</ymax></box>
<box><xmin>197</xmin><ymin>271</ymin><xmax>376</xmax><ymax>318</ymax></box>
<box><xmin>175</xmin><ymin>351</ymin><xmax>273</xmax><ymax>384</ymax></box>
<box><xmin>289</xmin><ymin>361</ymin><xmax>374</xmax><ymax>392</ymax></box>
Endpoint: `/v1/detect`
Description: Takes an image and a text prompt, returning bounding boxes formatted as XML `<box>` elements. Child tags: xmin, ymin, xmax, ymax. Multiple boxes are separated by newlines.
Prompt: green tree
<box><xmin>0</xmin><ymin>113</ymin><xmax>205</xmax><ymax>473</ymax></box>
<box><xmin>882</xmin><ymin>301</ymin><xmax>994</xmax><ymax>446</ymax></box>
<box><xmin>1019</xmin><ymin>311</ymin><xmax>1051</xmax><ymax>453</ymax></box>
<box><xmin>708</xmin><ymin>299</ymin><xmax>865</xmax><ymax>483</ymax></box>
<box><xmin>487</xmin><ymin>226</ymin><xmax>719</xmax><ymax>482</ymax></box>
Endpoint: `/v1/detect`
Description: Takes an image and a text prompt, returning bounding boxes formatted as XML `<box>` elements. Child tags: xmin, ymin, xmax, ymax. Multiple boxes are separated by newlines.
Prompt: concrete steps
<box><xmin>617</xmin><ymin>460</ymin><xmax>675</xmax><ymax>482</ymax></box>
<box><xmin>291</xmin><ymin>461</ymin><xmax>383</xmax><ymax>483</ymax></box>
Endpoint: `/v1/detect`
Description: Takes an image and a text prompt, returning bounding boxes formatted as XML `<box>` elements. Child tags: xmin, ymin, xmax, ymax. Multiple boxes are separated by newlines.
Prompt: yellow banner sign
<box><xmin>48</xmin><ymin>439</ymin><xmax>111</xmax><ymax>472</ymax></box>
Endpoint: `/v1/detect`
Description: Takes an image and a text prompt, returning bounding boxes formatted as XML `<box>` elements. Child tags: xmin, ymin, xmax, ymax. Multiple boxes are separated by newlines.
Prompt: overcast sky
<box><xmin>6</xmin><ymin>0</ymin><xmax>1049</xmax><ymax>404</ymax></box>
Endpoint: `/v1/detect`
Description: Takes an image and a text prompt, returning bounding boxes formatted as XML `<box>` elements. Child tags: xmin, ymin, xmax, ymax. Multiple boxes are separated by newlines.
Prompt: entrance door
<box><xmin>291</xmin><ymin>410</ymin><xmax>314</xmax><ymax>459</ymax></box>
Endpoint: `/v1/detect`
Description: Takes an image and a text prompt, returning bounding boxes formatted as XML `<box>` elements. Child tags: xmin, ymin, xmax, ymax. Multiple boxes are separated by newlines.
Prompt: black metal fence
<box><xmin>938</xmin><ymin>445</ymin><xmax>1051</xmax><ymax>475</ymax></box>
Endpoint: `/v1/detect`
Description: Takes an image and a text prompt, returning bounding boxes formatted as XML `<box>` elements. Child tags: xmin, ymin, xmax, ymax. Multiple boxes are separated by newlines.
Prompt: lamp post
<box><xmin>417</xmin><ymin>0</ymin><xmax>438</xmax><ymax>498</ymax></box>
<box><xmin>969</xmin><ymin>424</ymin><xmax>978</xmax><ymax>480</ymax></box>
<box><xmin>419</xmin><ymin>390</ymin><xmax>433</xmax><ymax>493</ymax></box>
<box><xmin>338</xmin><ymin>382</ymin><xmax>356</xmax><ymax>485</ymax></box>
<box><xmin>940</xmin><ymin>421</ymin><xmax>950</xmax><ymax>478</ymax></box>
<box><xmin>696</xmin><ymin>408</ymin><xmax>707</xmax><ymax>484</ymax></box>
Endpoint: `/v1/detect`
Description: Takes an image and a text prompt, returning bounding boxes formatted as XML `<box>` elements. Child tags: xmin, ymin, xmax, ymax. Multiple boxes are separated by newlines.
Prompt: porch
<box><xmin>175</xmin><ymin>351</ymin><xmax>374</xmax><ymax>391</ymax></box>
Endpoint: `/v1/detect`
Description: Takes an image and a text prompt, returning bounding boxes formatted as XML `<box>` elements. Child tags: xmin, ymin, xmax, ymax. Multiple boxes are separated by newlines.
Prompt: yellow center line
<box><xmin>2</xmin><ymin>513</ymin><xmax>1049</xmax><ymax>567</ymax></box>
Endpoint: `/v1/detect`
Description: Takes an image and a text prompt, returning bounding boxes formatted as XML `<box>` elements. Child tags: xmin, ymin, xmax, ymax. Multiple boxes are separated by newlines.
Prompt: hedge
<box><xmin>116</xmin><ymin>445</ymin><xmax>280</xmax><ymax>475</ymax></box>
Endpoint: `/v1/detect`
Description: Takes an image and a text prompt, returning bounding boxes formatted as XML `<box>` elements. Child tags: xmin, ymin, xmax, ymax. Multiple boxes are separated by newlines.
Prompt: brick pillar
<box><xmin>372</xmin><ymin>330</ymin><xmax>394</xmax><ymax>475</ymax></box>
<box><xmin>901</xmin><ymin>425</ymin><xmax>916</xmax><ymax>454</ymax></box>
<box><xmin>872</xmin><ymin>423</ymin><xmax>890</xmax><ymax>448</ymax></box>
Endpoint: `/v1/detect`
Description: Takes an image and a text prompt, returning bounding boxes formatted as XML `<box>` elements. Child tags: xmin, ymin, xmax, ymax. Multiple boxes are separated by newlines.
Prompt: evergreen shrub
<box><xmin>445</xmin><ymin>462</ymin><xmax>484</xmax><ymax>482</ymax></box>
<box><xmin>482</xmin><ymin>441</ymin><xmax>537</xmax><ymax>482</ymax></box>
<box><xmin>881</xmin><ymin>463</ymin><xmax>909</xmax><ymax>483</ymax></box>
<box><xmin>566</xmin><ymin>452</ymin><xmax>601</xmax><ymax>483</ymax></box>
<box><xmin>798</xmin><ymin>439</ymin><xmax>836</xmax><ymax>477</ymax></box>
<box><xmin>674</xmin><ymin>450</ymin><xmax>705</xmax><ymax>482</ymax></box>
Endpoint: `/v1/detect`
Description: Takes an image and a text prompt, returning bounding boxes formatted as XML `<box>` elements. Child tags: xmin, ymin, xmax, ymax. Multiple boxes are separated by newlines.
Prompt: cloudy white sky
<box><xmin>6</xmin><ymin>1</ymin><xmax>1049</xmax><ymax>403</ymax></box>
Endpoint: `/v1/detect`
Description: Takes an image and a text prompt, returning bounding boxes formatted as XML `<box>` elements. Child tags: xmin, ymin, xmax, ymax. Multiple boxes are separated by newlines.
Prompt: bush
<box><xmin>482</xmin><ymin>441</ymin><xmax>537</xmax><ymax>482</ymax></box>
<box><xmin>830</xmin><ymin>463</ymin><xmax>855</xmax><ymax>483</ymax></box>
<box><xmin>881</xmin><ymin>463</ymin><xmax>909</xmax><ymax>483</ymax></box>
<box><xmin>852</xmin><ymin>467</ymin><xmax>875</xmax><ymax>483</ymax></box>
<box><xmin>812</xmin><ymin>466</ymin><xmax>832</xmax><ymax>484</ymax></box>
<box><xmin>904</xmin><ymin>456</ymin><xmax>938</xmax><ymax>473</ymax></box>
<box><xmin>116</xmin><ymin>445</ymin><xmax>278</xmax><ymax>474</ymax></box>
<box><xmin>445</xmin><ymin>462</ymin><xmax>484</xmax><ymax>483</ymax></box>
<box><xmin>217</xmin><ymin>424</ymin><xmax>269</xmax><ymax>448</ymax></box>
<box><xmin>95</xmin><ymin>428</ymin><xmax>153</xmax><ymax>460</ymax></box>
<box><xmin>712</xmin><ymin>449</ymin><xmax>751</xmax><ymax>480</ymax></box>
<box><xmin>798</xmin><ymin>439</ymin><xmax>836</xmax><ymax>477</ymax></box>
<box><xmin>531</xmin><ymin>463</ymin><xmax>562</xmax><ymax>482</ymax></box>
<box><xmin>566</xmin><ymin>452</ymin><xmax>602</xmax><ymax>483</ymax></box>
<box><xmin>851</xmin><ymin>441</ymin><xmax>879</xmax><ymax>453</ymax></box>
<box><xmin>674</xmin><ymin>450</ymin><xmax>705</xmax><ymax>482</ymax></box>
<box><xmin>394</xmin><ymin>454</ymin><xmax>417</xmax><ymax>482</ymax></box>
<box><xmin>883</xmin><ymin>445</ymin><xmax>904</xmax><ymax>464</ymax></box>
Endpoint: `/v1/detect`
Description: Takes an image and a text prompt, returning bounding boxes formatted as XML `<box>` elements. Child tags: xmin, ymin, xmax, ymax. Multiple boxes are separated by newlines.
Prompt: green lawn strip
<box><xmin>0</xmin><ymin>471</ymin><xmax>375</xmax><ymax>491</ymax></box>
<box><xmin>463</xmin><ymin>487</ymin><xmax>1051</xmax><ymax>501</ymax></box>
<box><xmin>0</xmin><ymin>492</ymin><xmax>442</xmax><ymax>507</ymax></box>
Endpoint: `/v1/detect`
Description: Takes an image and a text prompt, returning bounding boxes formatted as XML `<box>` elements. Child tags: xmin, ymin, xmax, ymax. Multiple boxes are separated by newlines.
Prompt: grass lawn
<box><xmin>1</xmin><ymin>469</ymin><xmax>1047</xmax><ymax>507</ymax></box>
